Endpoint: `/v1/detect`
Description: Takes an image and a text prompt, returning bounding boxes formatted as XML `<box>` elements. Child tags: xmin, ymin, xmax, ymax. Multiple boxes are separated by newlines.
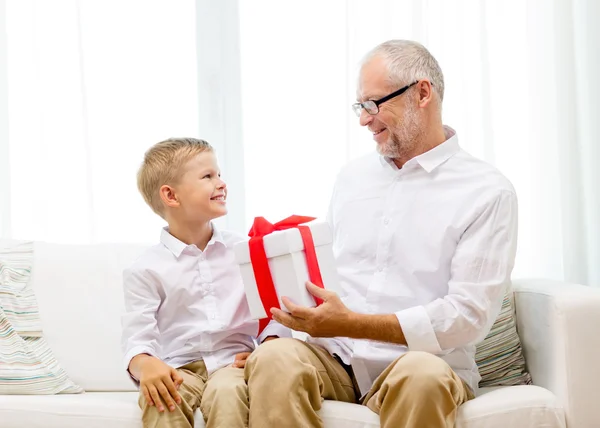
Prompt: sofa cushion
<box><xmin>0</xmin><ymin>386</ymin><xmax>565</xmax><ymax>428</ymax></box>
<box><xmin>0</xmin><ymin>392</ymin><xmax>202</xmax><ymax>428</ymax></box>
<box><xmin>457</xmin><ymin>386</ymin><xmax>565</xmax><ymax>427</ymax></box>
<box><xmin>0</xmin><ymin>241</ymin><xmax>42</xmax><ymax>335</ymax></box>
<box><xmin>475</xmin><ymin>293</ymin><xmax>532</xmax><ymax>387</ymax></box>
<box><xmin>29</xmin><ymin>241</ymin><xmax>148</xmax><ymax>392</ymax></box>
<box><xmin>0</xmin><ymin>241</ymin><xmax>82</xmax><ymax>394</ymax></box>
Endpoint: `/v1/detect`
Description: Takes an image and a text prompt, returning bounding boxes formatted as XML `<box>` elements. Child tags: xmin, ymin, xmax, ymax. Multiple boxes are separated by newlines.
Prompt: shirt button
<box><xmin>377</xmin><ymin>265</ymin><xmax>384</xmax><ymax>272</ymax></box>
<box><xmin>383</xmin><ymin>218</ymin><xmax>390</xmax><ymax>225</ymax></box>
<box><xmin>199</xmin><ymin>254</ymin><xmax>205</xmax><ymax>261</ymax></box>
<box><xmin>210</xmin><ymin>314</ymin><xmax>216</xmax><ymax>320</ymax></box>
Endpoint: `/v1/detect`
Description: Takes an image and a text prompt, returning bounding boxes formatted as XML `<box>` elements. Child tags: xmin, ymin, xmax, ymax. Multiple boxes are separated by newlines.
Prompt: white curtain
<box><xmin>0</xmin><ymin>0</ymin><xmax>244</xmax><ymax>245</ymax></box>
<box><xmin>1</xmin><ymin>0</ymin><xmax>598</xmax><ymax>285</ymax></box>
<box><xmin>238</xmin><ymin>0</ymin><xmax>600</xmax><ymax>286</ymax></box>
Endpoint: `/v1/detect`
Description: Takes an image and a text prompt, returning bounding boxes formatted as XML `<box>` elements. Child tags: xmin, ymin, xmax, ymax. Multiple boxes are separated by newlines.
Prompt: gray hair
<box><xmin>361</xmin><ymin>40</ymin><xmax>445</xmax><ymax>103</ymax></box>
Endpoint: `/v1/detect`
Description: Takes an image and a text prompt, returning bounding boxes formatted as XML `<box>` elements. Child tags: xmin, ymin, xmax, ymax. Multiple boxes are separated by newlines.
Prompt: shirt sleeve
<box><xmin>257</xmin><ymin>319</ymin><xmax>293</xmax><ymax>343</ymax></box>
<box><xmin>395</xmin><ymin>190</ymin><xmax>518</xmax><ymax>353</ymax></box>
<box><xmin>121</xmin><ymin>267</ymin><xmax>162</xmax><ymax>373</ymax></box>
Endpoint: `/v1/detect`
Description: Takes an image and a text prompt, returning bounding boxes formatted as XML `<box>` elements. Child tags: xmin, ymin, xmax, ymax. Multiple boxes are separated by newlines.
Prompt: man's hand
<box><xmin>232</xmin><ymin>352</ymin><xmax>252</xmax><ymax>368</ymax></box>
<box><xmin>130</xmin><ymin>354</ymin><xmax>183</xmax><ymax>413</ymax></box>
<box><xmin>270</xmin><ymin>281</ymin><xmax>354</xmax><ymax>337</ymax></box>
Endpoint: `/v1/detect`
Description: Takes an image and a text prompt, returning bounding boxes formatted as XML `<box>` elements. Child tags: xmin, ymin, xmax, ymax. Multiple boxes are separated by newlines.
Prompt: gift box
<box><xmin>234</xmin><ymin>216</ymin><xmax>342</xmax><ymax>323</ymax></box>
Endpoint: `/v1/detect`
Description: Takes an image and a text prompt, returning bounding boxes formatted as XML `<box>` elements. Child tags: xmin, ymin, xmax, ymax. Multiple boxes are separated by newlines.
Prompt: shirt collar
<box><xmin>379</xmin><ymin>125</ymin><xmax>460</xmax><ymax>173</ymax></box>
<box><xmin>160</xmin><ymin>222</ymin><xmax>225</xmax><ymax>258</ymax></box>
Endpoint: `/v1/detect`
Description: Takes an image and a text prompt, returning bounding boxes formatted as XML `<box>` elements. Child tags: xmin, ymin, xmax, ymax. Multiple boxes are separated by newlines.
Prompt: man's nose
<box><xmin>359</xmin><ymin>109</ymin><xmax>373</xmax><ymax>127</ymax></box>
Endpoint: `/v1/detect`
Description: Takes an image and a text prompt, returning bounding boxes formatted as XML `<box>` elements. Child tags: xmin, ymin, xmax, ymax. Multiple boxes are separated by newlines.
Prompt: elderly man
<box><xmin>245</xmin><ymin>40</ymin><xmax>518</xmax><ymax>428</ymax></box>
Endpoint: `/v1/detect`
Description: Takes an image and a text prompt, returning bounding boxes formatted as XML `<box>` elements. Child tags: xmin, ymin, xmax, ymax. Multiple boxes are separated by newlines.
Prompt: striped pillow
<box><xmin>0</xmin><ymin>242</ymin><xmax>83</xmax><ymax>394</ymax></box>
<box><xmin>475</xmin><ymin>293</ymin><xmax>532</xmax><ymax>387</ymax></box>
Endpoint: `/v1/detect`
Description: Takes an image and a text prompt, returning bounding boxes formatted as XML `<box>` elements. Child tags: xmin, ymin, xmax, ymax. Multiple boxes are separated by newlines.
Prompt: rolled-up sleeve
<box><xmin>121</xmin><ymin>268</ymin><xmax>161</xmax><ymax>372</ymax></box>
<box><xmin>396</xmin><ymin>190</ymin><xmax>518</xmax><ymax>352</ymax></box>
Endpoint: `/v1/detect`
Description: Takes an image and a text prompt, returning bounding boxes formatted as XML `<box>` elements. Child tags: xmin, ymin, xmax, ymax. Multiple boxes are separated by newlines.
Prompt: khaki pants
<box><xmin>138</xmin><ymin>360</ymin><xmax>249</xmax><ymax>428</ymax></box>
<box><xmin>244</xmin><ymin>338</ymin><xmax>474</xmax><ymax>428</ymax></box>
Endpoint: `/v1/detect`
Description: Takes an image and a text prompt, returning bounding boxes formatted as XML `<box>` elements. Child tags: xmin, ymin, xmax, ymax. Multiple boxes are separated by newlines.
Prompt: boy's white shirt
<box><xmin>121</xmin><ymin>224</ymin><xmax>291</xmax><ymax>377</ymax></box>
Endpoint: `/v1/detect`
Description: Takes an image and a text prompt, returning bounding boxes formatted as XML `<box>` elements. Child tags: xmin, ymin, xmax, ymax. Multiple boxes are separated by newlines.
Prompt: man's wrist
<box><xmin>344</xmin><ymin>312</ymin><xmax>406</xmax><ymax>344</ymax></box>
<box><xmin>343</xmin><ymin>311</ymin><xmax>364</xmax><ymax>337</ymax></box>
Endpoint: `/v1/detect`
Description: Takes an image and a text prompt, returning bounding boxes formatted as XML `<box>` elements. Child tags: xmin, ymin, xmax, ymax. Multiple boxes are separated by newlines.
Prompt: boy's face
<box><xmin>169</xmin><ymin>151</ymin><xmax>227</xmax><ymax>223</ymax></box>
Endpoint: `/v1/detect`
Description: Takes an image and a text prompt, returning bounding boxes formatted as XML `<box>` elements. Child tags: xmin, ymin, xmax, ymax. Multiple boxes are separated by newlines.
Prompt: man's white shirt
<box><xmin>310</xmin><ymin>126</ymin><xmax>518</xmax><ymax>395</ymax></box>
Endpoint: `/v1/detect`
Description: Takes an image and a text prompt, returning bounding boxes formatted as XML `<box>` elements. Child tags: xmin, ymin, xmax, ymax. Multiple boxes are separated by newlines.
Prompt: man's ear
<box><xmin>417</xmin><ymin>80</ymin><xmax>434</xmax><ymax>108</ymax></box>
<box><xmin>159</xmin><ymin>184</ymin><xmax>179</xmax><ymax>208</ymax></box>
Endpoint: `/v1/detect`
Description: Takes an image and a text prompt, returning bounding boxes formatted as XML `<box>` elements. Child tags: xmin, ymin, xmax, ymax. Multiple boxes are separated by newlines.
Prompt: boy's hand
<box><xmin>232</xmin><ymin>352</ymin><xmax>252</xmax><ymax>368</ymax></box>
<box><xmin>132</xmin><ymin>354</ymin><xmax>183</xmax><ymax>412</ymax></box>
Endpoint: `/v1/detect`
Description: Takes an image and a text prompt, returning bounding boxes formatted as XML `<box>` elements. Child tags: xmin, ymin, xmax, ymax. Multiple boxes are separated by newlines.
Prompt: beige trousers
<box><xmin>138</xmin><ymin>360</ymin><xmax>249</xmax><ymax>428</ymax></box>
<box><xmin>244</xmin><ymin>338</ymin><xmax>474</xmax><ymax>428</ymax></box>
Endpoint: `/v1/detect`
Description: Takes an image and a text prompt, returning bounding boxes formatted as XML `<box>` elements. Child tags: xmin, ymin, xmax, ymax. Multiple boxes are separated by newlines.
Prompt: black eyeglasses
<box><xmin>352</xmin><ymin>81</ymin><xmax>419</xmax><ymax>117</ymax></box>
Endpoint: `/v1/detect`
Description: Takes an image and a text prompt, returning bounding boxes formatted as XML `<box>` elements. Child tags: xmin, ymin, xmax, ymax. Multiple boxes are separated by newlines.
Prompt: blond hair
<box><xmin>137</xmin><ymin>137</ymin><xmax>213</xmax><ymax>218</ymax></box>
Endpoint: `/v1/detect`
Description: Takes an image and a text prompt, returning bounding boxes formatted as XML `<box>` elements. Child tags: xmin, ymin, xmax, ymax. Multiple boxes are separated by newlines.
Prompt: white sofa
<box><xmin>1</xmin><ymin>240</ymin><xmax>600</xmax><ymax>428</ymax></box>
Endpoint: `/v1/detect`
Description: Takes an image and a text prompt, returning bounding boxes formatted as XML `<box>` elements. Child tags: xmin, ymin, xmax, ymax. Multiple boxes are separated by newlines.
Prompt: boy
<box><xmin>122</xmin><ymin>138</ymin><xmax>289</xmax><ymax>428</ymax></box>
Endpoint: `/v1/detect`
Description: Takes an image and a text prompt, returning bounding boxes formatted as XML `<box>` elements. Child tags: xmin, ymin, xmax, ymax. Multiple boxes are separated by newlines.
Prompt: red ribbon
<box><xmin>248</xmin><ymin>215</ymin><xmax>325</xmax><ymax>335</ymax></box>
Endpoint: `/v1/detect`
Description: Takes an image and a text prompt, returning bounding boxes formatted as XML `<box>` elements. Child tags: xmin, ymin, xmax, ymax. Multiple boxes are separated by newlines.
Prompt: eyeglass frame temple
<box><xmin>372</xmin><ymin>80</ymin><xmax>420</xmax><ymax>108</ymax></box>
<box><xmin>353</xmin><ymin>80</ymin><xmax>420</xmax><ymax>116</ymax></box>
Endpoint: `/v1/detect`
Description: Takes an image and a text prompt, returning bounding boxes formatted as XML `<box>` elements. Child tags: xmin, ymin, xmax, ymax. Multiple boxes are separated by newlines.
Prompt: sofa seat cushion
<box><xmin>0</xmin><ymin>392</ymin><xmax>160</xmax><ymax>428</ymax></box>
<box><xmin>320</xmin><ymin>386</ymin><xmax>565</xmax><ymax>428</ymax></box>
<box><xmin>457</xmin><ymin>386</ymin><xmax>565</xmax><ymax>427</ymax></box>
<box><xmin>0</xmin><ymin>392</ymin><xmax>202</xmax><ymax>428</ymax></box>
<box><xmin>0</xmin><ymin>386</ymin><xmax>564</xmax><ymax>428</ymax></box>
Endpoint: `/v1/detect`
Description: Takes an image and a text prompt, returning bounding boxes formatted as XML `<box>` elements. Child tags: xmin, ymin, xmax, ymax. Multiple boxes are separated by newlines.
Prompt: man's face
<box><xmin>357</xmin><ymin>56</ymin><xmax>424</xmax><ymax>159</ymax></box>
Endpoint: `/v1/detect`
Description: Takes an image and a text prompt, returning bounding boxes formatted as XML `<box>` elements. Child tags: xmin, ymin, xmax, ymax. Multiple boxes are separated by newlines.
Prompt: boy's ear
<box><xmin>159</xmin><ymin>184</ymin><xmax>179</xmax><ymax>208</ymax></box>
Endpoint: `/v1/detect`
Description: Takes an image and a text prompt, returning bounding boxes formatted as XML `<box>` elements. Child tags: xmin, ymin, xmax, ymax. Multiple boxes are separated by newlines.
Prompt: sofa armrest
<box><xmin>513</xmin><ymin>278</ymin><xmax>600</xmax><ymax>428</ymax></box>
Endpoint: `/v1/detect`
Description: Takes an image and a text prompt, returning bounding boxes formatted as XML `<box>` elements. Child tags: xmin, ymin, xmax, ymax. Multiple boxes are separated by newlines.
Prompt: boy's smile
<box><xmin>210</xmin><ymin>193</ymin><xmax>227</xmax><ymax>203</ymax></box>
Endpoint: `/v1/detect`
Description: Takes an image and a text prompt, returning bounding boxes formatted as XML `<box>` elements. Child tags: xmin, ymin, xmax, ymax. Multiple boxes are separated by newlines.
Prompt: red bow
<box><xmin>248</xmin><ymin>215</ymin><xmax>325</xmax><ymax>335</ymax></box>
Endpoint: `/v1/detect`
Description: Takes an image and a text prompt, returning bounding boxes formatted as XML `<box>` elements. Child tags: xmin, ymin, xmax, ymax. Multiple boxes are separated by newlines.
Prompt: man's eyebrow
<box><xmin>356</xmin><ymin>93</ymin><xmax>383</xmax><ymax>102</ymax></box>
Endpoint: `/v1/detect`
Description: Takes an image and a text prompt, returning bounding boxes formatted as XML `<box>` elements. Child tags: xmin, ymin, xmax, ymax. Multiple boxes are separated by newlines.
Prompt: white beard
<box><xmin>377</xmin><ymin>105</ymin><xmax>424</xmax><ymax>160</ymax></box>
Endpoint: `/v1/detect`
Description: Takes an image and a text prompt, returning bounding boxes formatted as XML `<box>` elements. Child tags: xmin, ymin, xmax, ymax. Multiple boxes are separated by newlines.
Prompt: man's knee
<box><xmin>246</xmin><ymin>338</ymin><xmax>305</xmax><ymax>369</ymax></box>
<box><xmin>245</xmin><ymin>338</ymin><xmax>320</xmax><ymax>387</ymax></box>
<box><xmin>390</xmin><ymin>351</ymin><xmax>452</xmax><ymax>388</ymax></box>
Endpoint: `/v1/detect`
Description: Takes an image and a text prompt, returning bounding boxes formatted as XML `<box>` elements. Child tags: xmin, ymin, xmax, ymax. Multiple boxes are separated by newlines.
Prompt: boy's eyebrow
<box><xmin>199</xmin><ymin>168</ymin><xmax>221</xmax><ymax>175</ymax></box>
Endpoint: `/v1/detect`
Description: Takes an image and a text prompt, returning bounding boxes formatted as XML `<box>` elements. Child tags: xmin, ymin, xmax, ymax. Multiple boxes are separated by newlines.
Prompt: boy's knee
<box><xmin>208</xmin><ymin>379</ymin><xmax>246</xmax><ymax>403</ymax></box>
